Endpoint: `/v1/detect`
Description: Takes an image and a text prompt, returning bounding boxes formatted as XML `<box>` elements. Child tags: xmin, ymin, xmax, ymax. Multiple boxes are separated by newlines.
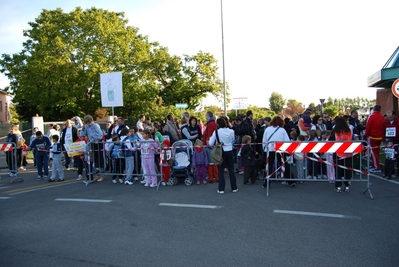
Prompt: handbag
<box><xmin>210</xmin><ymin>130</ymin><xmax>223</xmax><ymax>165</ymax></box>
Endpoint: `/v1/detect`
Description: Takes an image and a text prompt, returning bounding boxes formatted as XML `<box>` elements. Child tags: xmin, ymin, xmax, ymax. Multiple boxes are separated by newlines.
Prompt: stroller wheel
<box><xmin>184</xmin><ymin>177</ymin><xmax>194</xmax><ymax>186</ymax></box>
<box><xmin>169</xmin><ymin>177</ymin><xmax>178</xmax><ymax>186</ymax></box>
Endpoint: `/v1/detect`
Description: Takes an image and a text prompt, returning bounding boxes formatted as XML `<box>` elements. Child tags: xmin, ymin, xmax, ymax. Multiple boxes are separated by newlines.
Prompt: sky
<box><xmin>1</xmin><ymin>0</ymin><xmax>399</xmax><ymax>110</ymax></box>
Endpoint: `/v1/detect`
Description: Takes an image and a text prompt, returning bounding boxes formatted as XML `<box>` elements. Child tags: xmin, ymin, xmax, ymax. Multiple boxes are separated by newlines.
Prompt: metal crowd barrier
<box><xmin>264</xmin><ymin>140</ymin><xmax>372</xmax><ymax>199</ymax></box>
<box><xmin>83</xmin><ymin>140</ymin><xmax>163</xmax><ymax>190</ymax></box>
<box><xmin>0</xmin><ymin>142</ymin><xmax>22</xmax><ymax>183</ymax></box>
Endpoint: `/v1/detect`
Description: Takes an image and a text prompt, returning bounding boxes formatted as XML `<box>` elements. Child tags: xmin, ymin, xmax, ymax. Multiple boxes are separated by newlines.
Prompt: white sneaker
<box><xmin>18</xmin><ymin>167</ymin><xmax>26</xmax><ymax>171</ymax></box>
<box><xmin>118</xmin><ymin>178</ymin><xmax>124</xmax><ymax>184</ymax></box>
<box><xmin>77</xmin><ymin>175</ymin><xmax>82</xmax><ymax>181</ymax></box>
<box><xmin>124</xmin><ymin>180</ymin><xmax>133</xmax><ymax>185</ymax></box>
<box><xmin>140</xmin><ymin>180</ymin><xmax>146</xmax><ymax>184</ymax></box>
<box><xmin>112</xmin><ymin>179</ymin><xmax>117</xmax><ymax>184</ymax></box>
<box><xmin>161</xmin><ymin>181</ymin><xmax>166</xmax><ymax>186</ymax></box>
<box><xmin>217</xmin><ymin>190</ymin><xmax>224</xmax><ymax>194</ymax></box>
<box><xmin>232</xmin><ymin>189</ymin><xmax>238</xmax><ymax>193</ymax></box>
<box><xmin>238</xmin><ymin>171</ymin><xmax>244</xmax><ymax>175</ymax></box>
<box><xmin>150</xmin><ymin>184</ymin><xmax>157</xmax><ymax>188</ymax></box>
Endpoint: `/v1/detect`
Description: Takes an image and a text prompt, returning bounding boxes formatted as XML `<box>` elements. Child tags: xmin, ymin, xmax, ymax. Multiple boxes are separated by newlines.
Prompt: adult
<box><xmin>365</xmin><ymin>105</ymin><xmax>385</xmax><ymax>172</ymax></box>
<box><xmin>166</xmin><ymin>114</ymin><xmax>180</xmax><ymax>142</ymax></box>
<box><xmin>348</xmin><ymin>110</ymin><xmax>364</xmax><ymax>136</ymax></box>
<box><xmin>241</xmin><ymin>110</ymin><xmax>255</xmax><ymax>141</ymax></box>
<box><xmin>329</xmin><ymin>117</ymin><xmax>353</xmax><ymax>192</ymax></box>
<box><xmin>114</xmin><ymin>117</ymin><xmax>128</xmax><ymax>138</ymax></box>
<box><xmin>80</xmin><ymin>115</ymin><xmax>105</xmax><ymax>172</ymax></box>
<box><xmin>136</xmin><ymin>114</ymin><xmax>145</xmax><ymax>131</ymax></box>
<box><xmin>6</xmin><ymin>125</ymin><xmax>18</xmax><ymax>176</ymax></box>
<box><xmin>322</xmin><ymin>113</ymin><xmax>333</xmax><ymax>131</ymax></box>
<box><xmin>187</xmin><ymin>116</ymin><xmax>202</xmax><ymax>144</ymax></box>
<box><xmin>72</xmin><ymin>116</ymin><xmax>83</xmax><ymax>130</ymax></box>
<box><xmin>29</xmin><ymin>131</ymin><xmax>51</xmax><ymax>180</ymax></box>
<box><xmin>208</xmin><ymin>117</ymin><xmax>238</xmax><ymax>194</ymax></box>
<box><xmin>104</xmin><ymin>120</ymin><xmax>113</xmax><ymax>139</ymax></box>
<box><xmin>383</xmin><ymin>110</ymin><xmax>399</xmax><ymax>176</ymax></box>
<box><xmin>202</xmin><ymin>111</ymin><xmax>219</xmax><ymax>182</ymax></box>
<box><xmin>262</xmin><ymin>116</ymin><xmax>295</xmax><ymax>186</ymax></box>
<box><xmin>180</xmin><ymin>117</ymin><xmax>199</xmax><ymax>144</ymax></box>
<box><xmin>60</xmin><ymin>119</ymin><xmax>79</xmax><ymax>170</ymax></box>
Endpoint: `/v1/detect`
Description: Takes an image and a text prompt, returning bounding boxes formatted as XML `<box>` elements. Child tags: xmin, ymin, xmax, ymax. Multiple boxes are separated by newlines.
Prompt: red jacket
<box><xmin>365</xmin><ymin>111</ymin><xmax>385</xmax><ymax>141</ymax></box>
<box><xmin>202</xmin><ymin>118</ymin><xmax>217</xmax><ymax>146</ymax></box>
<box><xmin>383</xmin><ymin>116</ymin><xmax>399</xmax><ymax>141</ymax></box>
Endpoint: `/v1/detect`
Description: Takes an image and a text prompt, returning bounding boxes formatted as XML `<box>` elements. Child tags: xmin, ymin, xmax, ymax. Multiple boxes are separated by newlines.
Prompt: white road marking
<box><xmin>274</xmin><ymin>209</ymin><xmax>361</xmax><ymax>220</ymax></box>
<box><xmin>0</xmin><ymin>196</ymin><xmax>10</xmax><ymax>199</ymax></box>
<box><xmin>0</xmin><ymin>186</ymin><xmax>11</xmax><ymax>190</ymax></box>
<box><xmin>55</xmin><ymin>198</ymin><xmax>112</xmax><ymax>203</ymax></box>
<box><xmin>159</xmin><ymin>203</ymin><xmax>223</xmax><ymax>209</ymax></box>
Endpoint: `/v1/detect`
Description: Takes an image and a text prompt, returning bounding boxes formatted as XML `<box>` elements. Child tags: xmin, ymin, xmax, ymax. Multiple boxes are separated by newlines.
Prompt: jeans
<box><xmin>36</xmin><ymin>152</ymin><xmax>49</xmax><ymax>176</ymax></box>
<box><xmin>217</xmin><ymin>150</ymin><xmax>237</xmax><ymax>191</ymax></box>
<box><xmin>125</xmin><ymin>156</ymin><xmax>134</xmax><ymax>181</ymax></box>
<box><xmin>63</xmin><ymin>151</ymin><xmax>71</xmax><ymax>168</ymax></box>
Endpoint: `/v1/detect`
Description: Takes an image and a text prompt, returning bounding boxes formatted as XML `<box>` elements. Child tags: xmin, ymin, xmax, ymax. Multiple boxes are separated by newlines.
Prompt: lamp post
<box><xmin>221</xmin><ymin>0</ymin><xmax>227</xmax><ymax>115</ymax></box>
<box><xmin>319</xmin><ymin>99</ymin><xmax>325</xmax><ymax>114</ymax></box>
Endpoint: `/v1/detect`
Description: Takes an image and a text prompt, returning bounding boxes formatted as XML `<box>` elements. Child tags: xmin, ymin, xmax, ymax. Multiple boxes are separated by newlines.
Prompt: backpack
<box><xmin>210</xmin><ymin>130</ymin><xmax>223</xmax><ymax>165</ymax></box>
<box><xmin>111</xmin><ymin>143</ymin><xmax>124</xmax><ymax>159</ymax></box>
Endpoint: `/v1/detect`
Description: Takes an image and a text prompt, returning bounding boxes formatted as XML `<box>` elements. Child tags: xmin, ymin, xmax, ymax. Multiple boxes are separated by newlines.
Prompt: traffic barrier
<box><xmin>83</xmin><ymin>140</ymin><xmax>164</xmax><ymax>190</ymax></box>
<box><xmin>0</xmin><ymin>142</ymin><xmax>22</xmax><ymax>183</ymax></box>
<box><xmin>264</xmin><ymin>140</ymin><xmax>373</xmax><ymax>199</ymax></box>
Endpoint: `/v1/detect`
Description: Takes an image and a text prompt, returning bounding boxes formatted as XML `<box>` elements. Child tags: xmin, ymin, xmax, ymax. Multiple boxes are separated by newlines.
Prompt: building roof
<box><xmin>368</xmin><ymin>46</ymin><xmax>399</xmax><ymax>88</ymax></box>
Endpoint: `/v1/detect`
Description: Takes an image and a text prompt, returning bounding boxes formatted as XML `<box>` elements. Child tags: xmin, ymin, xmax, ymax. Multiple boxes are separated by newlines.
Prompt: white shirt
<box><xmin>208</xmin><ymin>128</ymin><xmax>234</xmax><ymax>151</ymax></box>
<box><xmin>262</xmin><ymin>126</ymin><xmax>290</xmax><ymax>152</ymax></box>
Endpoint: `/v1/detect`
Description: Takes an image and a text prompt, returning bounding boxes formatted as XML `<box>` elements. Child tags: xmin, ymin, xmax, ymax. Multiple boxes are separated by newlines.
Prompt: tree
<box><xmin>0</xmin><ymin>7</ymin><xmax>225</xmax><ymax>121</ymax></box>
<box><xmin>284</xmin><ymin>99</ymin><xmax>305</xmax><ymax>117</ymax></box>
<box><xmin>269</xmin><ymin>92</ymin><xmax>285</xmax><ymax>114</ymax></box>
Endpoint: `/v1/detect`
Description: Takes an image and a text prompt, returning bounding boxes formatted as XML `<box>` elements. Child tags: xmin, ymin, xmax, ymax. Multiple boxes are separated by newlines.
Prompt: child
<box><xmin>75</xmin><ymin>132</ymin><xmax>88</xmax><ymax>181</ymax></box>
<box><xmin>120</xmin><ymin>128</ymin><xmax>136</xmax><ymax>185</ymax></box>
<box><xmin>294</xmin><ymin>135</ymin><xmax>305</xmax><ymax>182</ymax></box>
<box><xmin>128</xmin><ymin>127</ymin><xmax>141</xmax><ymax>181</ymax></box>
<box><xmin>49</xmin><ymin>135</ymin><xmax>65</xmax><ymax>182</ymax></box>
<box><xmin>323</xmin><ymin>130</ymin><xmax>335</xmax><ymax>182</ymax></box>
<box><xmin>302</xmin><ymin>114</ymin><xmax>312</xmax><ymax>128</ymax></box>
<box><xmin>383</xmin><ymin>139</ymin><xmax>398</xmax><ymax>179</ymax></box>
<box><xmin>161</xmin><ymin>138</ymin><xmax>173</xmax><ymax>186</ymax></box>
<box><xmin>110</xmin><ymin>135</ymin><xmax>125</xmax><ymax>184</ymax></box>
<box><xmin>139</xmin><ymin>129</ymin><xmax>160</xmax><ymax>187</ymax></box>
<box><xmin>241</xmin><ymin>135</ymin><xmax>258</xmax><ymax>185</ymax></box>
<box><xmin>192</xmin><ymin>139</ymin><xmax>208</xmax><ymax>185</ymax></box>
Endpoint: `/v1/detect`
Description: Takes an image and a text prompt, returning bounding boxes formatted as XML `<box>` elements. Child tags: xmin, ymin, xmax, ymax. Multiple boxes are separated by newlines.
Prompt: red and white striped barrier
<box><xmin>0</xmin><ymin>143</ymin><xmax>13</xmax><ymax>152</ymax></box>
<box><xmin>275</xmin><ymin>141</ymin><xmax>363</xmax><ymax>154</ymax></box>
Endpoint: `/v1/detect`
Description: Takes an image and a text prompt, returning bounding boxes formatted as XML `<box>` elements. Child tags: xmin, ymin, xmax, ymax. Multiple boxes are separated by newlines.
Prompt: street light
<box><xmin>319</xmin><ymin>98</ymin><xmax>325</xmax><ymax>113</ymax></box>
<box><xmin>221</xmin><ymin>0</ymin><xmax>227</xmax><ymax>116</ymax></box>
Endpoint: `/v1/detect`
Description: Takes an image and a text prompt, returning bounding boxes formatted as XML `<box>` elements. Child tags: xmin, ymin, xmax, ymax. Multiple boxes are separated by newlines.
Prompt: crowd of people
<box><xmin>5</xmin><ymin>104</ymin><xmax>396</xmax><ymax>194</ymax></box>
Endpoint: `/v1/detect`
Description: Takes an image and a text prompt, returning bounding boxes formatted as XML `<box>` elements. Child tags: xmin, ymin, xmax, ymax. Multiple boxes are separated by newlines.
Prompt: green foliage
<box><xmin>323</xmin><ymin>105</ymin><xmax>339</xmax><ymax>118</ymax></box>
<box><xmin>0</xmin><ymin>7</ymin><xmax>226</xmax><ymax>121</ymax></box>
<box><xmin>269</xmin><ymin>92</ymin><xmax>285</xmax><ymax>114</ymax></box>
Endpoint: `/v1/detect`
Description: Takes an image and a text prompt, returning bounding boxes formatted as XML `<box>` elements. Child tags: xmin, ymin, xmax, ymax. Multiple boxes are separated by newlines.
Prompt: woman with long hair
<box><xmin>330</xmin><ymin>117</ymin><xmax>353</xmax><ymax>193</ymax></box>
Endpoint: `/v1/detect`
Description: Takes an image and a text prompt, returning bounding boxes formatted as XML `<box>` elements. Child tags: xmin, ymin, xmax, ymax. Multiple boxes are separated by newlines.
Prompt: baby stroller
<box><xmin>168</xmin><ymin>139</ymin><xmax>194</xmax><ymax>186</ymax></box>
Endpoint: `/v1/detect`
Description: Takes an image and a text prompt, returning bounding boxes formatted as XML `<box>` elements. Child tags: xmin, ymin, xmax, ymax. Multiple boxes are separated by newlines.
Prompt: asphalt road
<box><xmin>0</xmin><ymin>164</ymin><xmax>398</xmax><ymax>267</ymax></box>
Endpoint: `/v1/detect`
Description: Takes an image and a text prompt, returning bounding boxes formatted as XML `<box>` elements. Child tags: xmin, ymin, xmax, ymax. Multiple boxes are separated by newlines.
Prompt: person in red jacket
<box><xmin>202</xmin><ymin>111</ymin><xmax>219</xmax><ymax>182</ymax></box>
<box><xmin>365</xmin><ymin>105</ymin><xmax>385</xmax><ymax>172</ymax></box>
<box><xmin>383</xmin><ymin>110</ymin><xmax>399</xmax><ymax>176</ymax></box>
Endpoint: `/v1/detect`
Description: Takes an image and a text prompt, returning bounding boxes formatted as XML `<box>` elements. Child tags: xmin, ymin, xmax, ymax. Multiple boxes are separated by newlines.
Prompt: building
<box><xmin>368</xmin><ymin>46</ymin><xmax>399</xmax><ymax>114</ymax></box>
<box><xmin>0</xmin><ymin>91</ymin><xmax>11</xmax><ymax>122</ymax></box>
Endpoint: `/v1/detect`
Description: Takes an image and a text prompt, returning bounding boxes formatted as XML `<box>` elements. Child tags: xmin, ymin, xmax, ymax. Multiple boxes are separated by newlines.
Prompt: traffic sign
<box><xmin>392</xmin><ymin>78</ymin><xmax>399</xmax><ymax>99</ymax></box>
<box><xmin>175</xmin><ymin>103</ymin><xmax>188</xmax><ymax>108</ymax></box>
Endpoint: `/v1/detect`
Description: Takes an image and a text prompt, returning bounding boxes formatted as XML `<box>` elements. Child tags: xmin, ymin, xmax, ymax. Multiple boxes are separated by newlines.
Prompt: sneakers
<box><xmin>37</xmin><ymin>175</ymin><xmax>42</xmax><ymax>180</ymax></box>
<box><xmin>232</xmin><ymin>189</ymin><xmax>238</xmax><ymax>193</ymax></box>
<box><xmin>202</xmin><ymin>180</ymin><xmax>207</xmax><ymax>185</ymax></box>
<box><xmin>43</xmin><ymin>175</ymin><xmax>48</xmax><ymax>180</ymax></box>
<box><xmin>150</xmin><ymin>184</ymin><xmax>157</xmax><ymax>188</ymax></box>
<box><xmin>112</xmin><ymin>179</ymin><xmax>117</xmax><ymax>184</ymax></box>
<box><xmin>334</xmin><ymin>187</ymin><xmax>342</xmax><ymax>193</ymax></box>
<box><xmin>57</xmin><ymin>179</ymin><xmax>65</xmax><ymax>182</ymax></box>
<box><xmin>369</xmin><ymin>168</ymin><xmax>381</xmax><ymax>173</ymax></box>
<box><xmin>96</xmin><ymin>177</ymin><xmax>104</xmax><ymax>182</ymax></box>
<box><xmin>8</xmin><ymin>172</ymin><xmax>16</xmax><ymax>177</ymax></box>
<box><xmin>124</xmin><ymin>180</ymin><xmax>134</xmax><ymax>185</ymax></box>
<box><xmin>140</xmin><ymin>180</ymin><xmax>146</xmax><ymax>184</ymax></box>
<box><xmin>144</xmin><ymin>183</ymin><xmax>150</xmax><ymax>187</ymax></box>
<box><xmin>77</xmin><ymin>175</ymin><xmax>82</xmax><ymax>181</ymax></box>
<box><xmin>18</xmin><ymin>167</ymin><xmax>26</xmax><ymax>171</ymax></box>
<box><xmin>238</xmin><ymin>171</ymin><xmax>244</xmax><ymax>175</ymax></box>
<box><xmin>196</xmin><ymin>180</ymin><xmax>200</xmax><ymax>185</ymax></box>
<box><xmin>217</xmin><ymin>190</ymin><xmax>224</xmax><ymax>194</ymax></box>
<box><xmin>118</xmin><ymin>178</ymin><xmax>124</xmax><ymax>184</ymax></box>
<box><xmin>48</xmin><ymin>179</ymin><xmax>55</xmax><ymax>182</ymax></box>
<box><xmin>161</xmin><ymin>181</ymin><xmax>166</xmax><ymax>186</ymax></box>
<box><xmin>345</xmin><ymin>186</ymin><xmax>350</xmax><ymax>192</ymax></box>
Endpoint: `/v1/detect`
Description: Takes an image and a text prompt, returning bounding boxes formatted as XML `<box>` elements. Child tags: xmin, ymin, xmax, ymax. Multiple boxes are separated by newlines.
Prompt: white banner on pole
<box><xmin>100</xmin><ymin>72</ymin><xmax>123</xmax><ymax>107</ymax></box>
